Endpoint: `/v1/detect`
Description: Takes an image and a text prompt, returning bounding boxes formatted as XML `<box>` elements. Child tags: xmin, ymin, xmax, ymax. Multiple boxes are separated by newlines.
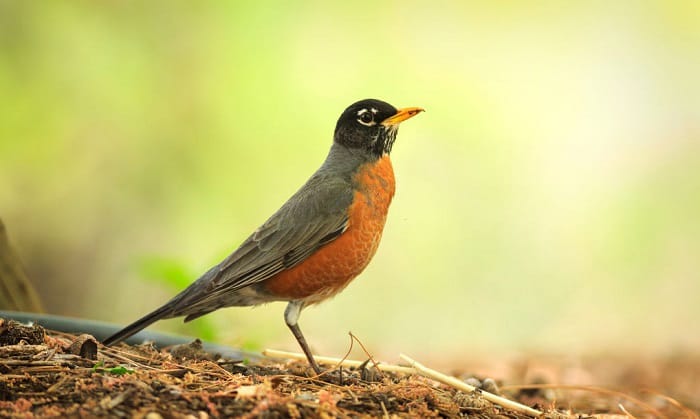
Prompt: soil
<box><xmin>0</xmin><ymin>318</ymin><xmax>697</xmax><ymax>418</ymax></box>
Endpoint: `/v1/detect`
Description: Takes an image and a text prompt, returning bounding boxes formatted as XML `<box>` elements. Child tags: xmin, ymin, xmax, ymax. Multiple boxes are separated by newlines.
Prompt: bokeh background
<box><xmin>1</xmin><ymin>1</ymin><xmax>699</xmax><ymax>362</ymax></box>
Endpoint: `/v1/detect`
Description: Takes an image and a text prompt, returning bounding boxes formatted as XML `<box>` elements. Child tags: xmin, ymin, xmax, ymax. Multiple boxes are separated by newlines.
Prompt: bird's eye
<box><xmin>358</xmin><ymin>111</ymin><xmax>374</xmax><ymax>125</ymax></box>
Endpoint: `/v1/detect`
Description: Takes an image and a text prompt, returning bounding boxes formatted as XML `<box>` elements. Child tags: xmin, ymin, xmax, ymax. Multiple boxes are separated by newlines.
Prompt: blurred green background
<box><xmin>1</xmin><ymin>1</ymin><xmax>699</xmax><ymax>361</ymax></box>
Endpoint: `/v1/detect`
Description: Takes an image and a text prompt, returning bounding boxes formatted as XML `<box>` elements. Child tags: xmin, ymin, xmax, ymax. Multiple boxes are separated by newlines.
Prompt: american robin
<box><xmin>103</xmin><ymin>99</ymin><xmax>423</xmax><ymax>373</ymax></box>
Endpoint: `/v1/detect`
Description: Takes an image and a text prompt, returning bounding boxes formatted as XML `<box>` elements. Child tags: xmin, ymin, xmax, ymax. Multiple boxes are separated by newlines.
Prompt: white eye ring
<box><xmin>356</xmin><ymin>109</ymin><xmax>375</xmax><ymax>126</ymax></box>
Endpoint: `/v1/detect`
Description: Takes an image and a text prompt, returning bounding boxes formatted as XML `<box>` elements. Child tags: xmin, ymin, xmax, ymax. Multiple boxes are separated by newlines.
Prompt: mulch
<box><xmin>0</xmin><ymin>318</ymin><xmax>697</xmax><ymax>418</ymax></box>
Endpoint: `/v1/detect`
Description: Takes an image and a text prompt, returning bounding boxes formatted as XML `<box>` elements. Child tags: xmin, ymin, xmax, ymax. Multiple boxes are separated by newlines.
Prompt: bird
<box><xmin>102</xmin><ymin>99</ymin><xmax>424</xmax><ymax>373</ymax></box>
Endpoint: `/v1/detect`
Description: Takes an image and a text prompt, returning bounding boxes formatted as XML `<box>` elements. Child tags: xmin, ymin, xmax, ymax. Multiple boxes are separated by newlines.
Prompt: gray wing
<box><xmin>173</xmin><ymin>173</ymin><xmax>355</xmax><ymax>314</ymax></box>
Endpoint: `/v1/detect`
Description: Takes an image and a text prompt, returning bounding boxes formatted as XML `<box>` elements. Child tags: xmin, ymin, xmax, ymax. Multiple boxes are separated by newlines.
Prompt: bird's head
<box><xmin>334</xmin><ymin>99</ymin><xmax>424</xmax><ymax>158</ymax></box>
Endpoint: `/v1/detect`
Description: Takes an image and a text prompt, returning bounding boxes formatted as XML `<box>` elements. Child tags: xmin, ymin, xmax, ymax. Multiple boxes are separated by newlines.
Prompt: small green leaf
<box><xmin>91</xmin><ymin>361</ymin><xmax>134</xmax><ymax>375</ymax></box>
<box><xmin>92</xmin><ymin>360</ymin><xmax>104</xmax><ymax>372</ymax></box>
<box><xmin>107</xmin><ymin>366</ymin><xmax>135</xmax><ymax>376</ymax></box>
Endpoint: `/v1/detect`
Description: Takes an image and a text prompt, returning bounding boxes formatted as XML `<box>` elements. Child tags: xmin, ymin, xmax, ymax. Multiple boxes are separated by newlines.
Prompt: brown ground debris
<box><xmin>0</xmin><ymin>318</ymin><xmax>697</xmax><ymax>418</ymax></box>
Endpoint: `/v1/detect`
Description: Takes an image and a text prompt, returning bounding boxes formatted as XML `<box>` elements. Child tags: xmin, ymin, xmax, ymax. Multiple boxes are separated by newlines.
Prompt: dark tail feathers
<box><xmin>103</xmin><ymin>266</ymin><xmax>222</xmax><ymax>346</ymax></box>
<box><xmin>102</xmin><ymin>304</ymin><xmax>172</xmax><ymax>346</ymax></box>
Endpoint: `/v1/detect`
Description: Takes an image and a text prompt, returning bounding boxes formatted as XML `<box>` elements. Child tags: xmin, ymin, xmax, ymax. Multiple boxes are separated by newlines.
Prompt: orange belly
<box><xmin>263</xmin><ymin>155</ymin><xmax>396</xmax><ymax>304</ymax></box>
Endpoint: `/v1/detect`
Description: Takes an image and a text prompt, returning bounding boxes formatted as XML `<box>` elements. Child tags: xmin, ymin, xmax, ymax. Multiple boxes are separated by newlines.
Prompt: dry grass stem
<box><xmin>399</xmin><ymin>353</ymin><xmax>543</xmax><ymax>418</ymax></box>
<box><xmin>262</xmin><ymin>348</ymin><xmax>416</xmax><ymax>374</ymax></box>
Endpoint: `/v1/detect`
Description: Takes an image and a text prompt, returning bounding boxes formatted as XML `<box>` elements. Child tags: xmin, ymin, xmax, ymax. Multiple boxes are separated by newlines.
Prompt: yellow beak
<box><xmin>381</xmin><ymin>107</ymin><xmax>425</xmax><ymax>126</ymax></box>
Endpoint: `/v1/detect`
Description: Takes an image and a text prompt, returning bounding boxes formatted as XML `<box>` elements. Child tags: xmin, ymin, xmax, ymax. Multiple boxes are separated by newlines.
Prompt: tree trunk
<box><xmin>0</xmin><ymin>218</ymin><xmax>44</xmax><ymax>312</ymax></box>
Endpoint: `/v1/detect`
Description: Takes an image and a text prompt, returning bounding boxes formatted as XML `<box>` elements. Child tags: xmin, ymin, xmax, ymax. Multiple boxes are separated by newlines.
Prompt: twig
<box><xmin>312</xmin><ymin>332</ymin><xmax>355</xmax><ymax>380</ymax></box>
<box><xmin>398</xmin><ymin>353</ymin><xmax>542</xmax><ymax>418</ymax></box>
<box><xmin>262</xmin><ymin>349</ymin><xmax>415</xmax><ymax>374</ymax></box>
<box><xmin>348</xmin><ymin>332</ymin><xmax>383</xmax><ymax>377</ymax></box>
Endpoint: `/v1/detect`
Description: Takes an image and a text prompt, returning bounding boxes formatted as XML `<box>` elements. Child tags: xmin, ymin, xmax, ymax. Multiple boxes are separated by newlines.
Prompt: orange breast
<box><xmin>264</xmin><ymin>155</ymin><xmax>396</xmax><ymax>304</ymax></box>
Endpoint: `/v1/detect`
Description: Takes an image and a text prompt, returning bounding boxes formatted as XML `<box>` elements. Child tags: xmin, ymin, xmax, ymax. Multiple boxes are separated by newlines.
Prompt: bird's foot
<box><xmin>288</xmin><ymin>362</ymin><xmax>359</xmax><ymax>385</ymax></box>
<box><xmin>315</xmin><ymin>366</ymin><xmax>359</xmax><ymax>385</ymax></box>
<box><xmin>311</xmin><ymin>359</ymin><xmax>384</xmax><ymax>384</ymax></box>
<box><xmin>357</xmin><ymin>358</ymin><xmax>383</xmax><ymax>382</ymax></box>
